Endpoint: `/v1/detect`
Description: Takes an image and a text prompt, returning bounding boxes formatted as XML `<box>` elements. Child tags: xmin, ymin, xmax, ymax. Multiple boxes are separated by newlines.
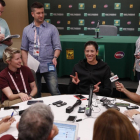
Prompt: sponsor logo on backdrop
<box><xmin>57</xmin><ymin>27</ymin><xmax>64</xmax><ymax>30</ymax></box>
<box><xmin>114</xmin><ymin>51</ymin><xmax>125</xmax><ymax>59</ymax></box>
<box><xmin>127</xmin><ymin>21</ymin><xmax>131</xmax><ymax>25</ymax></box>
<box><xmin>120</xmin><ymin>13</ymin><xmax>135</xmax><ymax>17</ymax></box>
<box><xmin>58</xmin><ymin>5</ymin><xmax>61</xmax><ymax>8</ymax></box>
<box><xmin>104</xmin><ymin>4</ymin><xmax>108</xmax><ymax>8</ymax></box>
<box><xmin>102</xmin><ymin>13</ymin><xmax>105</xmax><ymax>17</ymax></box>
<box><xmin>79</xmin><ymin>19</ymin><xmax>85</xmax><ymax>26</ymax></box>
<box><xmin>102</xmin><ymin>21</ymin><xmax>105</xmax><ymax>25</ymax></box>
<box><xmin>138</xmin><ymin>28</ymin><xmax>140</xmax><ymax>31</ymax></box>
<box><xmin>44</xmin><ymin>3</ymin><xmax>50</xmax><ymax>9</ymax></box>
<box><xmin>69</xmin><ymin>5</ymin><xmax>72</xmax><ymax>8</ymax></box>
<box><xmin>114</xmin><ymin>20</ymin><xmax>120</xmax><ymax>26</ymax></box>
<box><xmin>78</xmin><ymin>3</ymin><xmax>85</xmax><ymax>10</ymax></box>
<box><xmin>45</xmin><ymin>19</ymin><xmax>51</xmax><ymax>23</ymax></box>
<box><xmin>66</xmin><ymin>49</ymin><xmax>74</xmax><ymax>60</ymax></box>
<box><xmin>79</xmin><ymin>34</ymin><xmax>84</xmax><ymax>35</ymax></box>
<box><xmin>67</xmin><ymin>13</ymin><xmax>81</xmax><ymax>16</ymax></box>
<box><xmin>50</xmin><ymin>13</ymin><xmax>64</xmax><ymax>16</ymax></box>
<box><xmin>67</xmin><ymin>27</ymin><xmax>81</xmax><ymax>30</ymax></box>
<box><xmin>114</xmin><ymin>3</ymin><xmax>121</xmax><ymax>9</ymax></box>
<box><xmin>93</xmin><ymin>5</ymin><xmax>96</xmax><ymax>8</ymax></box>
<box><xmin>130</xmin><ymin>4</ymin><xmax>133</xmax><ymax>8</ymax></box>
<box><xmin>139</xmin><ymin>21</ymin><xmax>140</xmax><ymax>25</ymax></box>
<box><xmin>84</xmin><ymin>13</ymin><xmax>87</xmax><ymax>17</ymax></box>
<box><xmin>119</xmin><ymin>27</ymin><xmax>134</xmax><ymax>31</ymax></box>
<box><xmin>84</xmin><ymin>27</ymin><xmax>95</xmax><ymax>31</ymax></box>
<box><xmin>139</xmin><ymin>13</ymin><xmax>140</xmax><ymax>17</ymax></box>
<box><xmin>67</xmin><ymin>21</ymin><xmax>71</xmax><ymax>24</ymax></box>
<box><xmin>84</xmin><ymin>13</ymin><xmax>98</xmax><ymax>16</ymax></box>
<box><xmin>57</xmin><ymin>21</ymin><xmax>61</xmax><ymax>24</ymax></box>
<box><xmin>102</xmin><ymin>13</ymin><xmax>117</xmax><ymax>17</ymax></box>
<box><xmin>44</xmin><ymin>13</ymin><xmax>47</xmax><ymax>16</ymax></box>
<box><xmin>91</xmin><ymin>21</ymin><xmax>95</xmax><ymax>24</ymax></box>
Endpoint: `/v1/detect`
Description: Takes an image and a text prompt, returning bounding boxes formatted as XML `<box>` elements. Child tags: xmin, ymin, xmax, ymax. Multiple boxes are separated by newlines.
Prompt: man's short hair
<box><xmin>3</xmin><ymin>47</ymin><xmax>20</xmax><ymax>64</ymax></box>
<box><xmin>0</xmin><ymin>0</ymin><xmax>5</xmax><ymax>7</ymax></box>
<box><xmin>18</xmin><ymin>103</ymin><xmax>54</xmax><ymax>140</ymax></box>
<box><xmin>31</xmin><ymin>2</ymin><xmax>44</xmax><ymax>12</ymax></box>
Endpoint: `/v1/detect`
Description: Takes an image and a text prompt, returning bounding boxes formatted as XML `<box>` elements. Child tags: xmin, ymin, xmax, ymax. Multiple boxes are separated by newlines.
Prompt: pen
<box><xmin>10</xmin><ymin>111</ymin><xmax>14</xmax><ymax>119</ymax></box>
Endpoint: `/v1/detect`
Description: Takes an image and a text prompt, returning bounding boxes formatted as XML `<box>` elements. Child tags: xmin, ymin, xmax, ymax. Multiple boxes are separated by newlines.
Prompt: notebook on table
<box><xmin>54</xmin><ymin>120</ymin><xmax>79</xmax><ymax>140</ymax></box>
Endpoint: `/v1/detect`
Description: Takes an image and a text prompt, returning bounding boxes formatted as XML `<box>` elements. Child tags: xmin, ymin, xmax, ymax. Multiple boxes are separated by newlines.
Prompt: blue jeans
<box><xmin>36</xmin><ymin>71</ymin><xmax>60</xmax><ymax>97</ymax></box>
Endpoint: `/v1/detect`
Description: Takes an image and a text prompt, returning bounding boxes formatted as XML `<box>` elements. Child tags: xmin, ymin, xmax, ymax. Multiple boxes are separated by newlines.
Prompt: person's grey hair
<box><xmin>3</xmin><ymin>47</ymin><xmax>20</xmax><ymax>64</ymax></box>
<box><xmin>18</xmin><ymin>103</ymin><xmax>54</xmax><ymax>140</ymax></box>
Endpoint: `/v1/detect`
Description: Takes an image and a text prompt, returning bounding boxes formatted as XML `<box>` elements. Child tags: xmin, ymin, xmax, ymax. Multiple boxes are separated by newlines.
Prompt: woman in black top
<box><xmin>68</xmin><ymin>41</ymin><xmax>111</xmax><ymax>96</ymax></box>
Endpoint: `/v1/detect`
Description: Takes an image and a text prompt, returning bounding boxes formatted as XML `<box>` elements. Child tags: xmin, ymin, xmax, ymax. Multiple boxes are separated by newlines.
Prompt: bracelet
<box><xmin>54</xmin><ymin>56</ymin><xmax>58</xmax><ymax>59</ymax></box>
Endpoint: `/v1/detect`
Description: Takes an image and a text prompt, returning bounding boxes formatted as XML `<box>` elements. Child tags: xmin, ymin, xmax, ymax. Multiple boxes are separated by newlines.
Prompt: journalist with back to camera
<box><xmin>68</xmin><ymin>41</ymin><xmax>111</xmax><ymax>96</ymax></box>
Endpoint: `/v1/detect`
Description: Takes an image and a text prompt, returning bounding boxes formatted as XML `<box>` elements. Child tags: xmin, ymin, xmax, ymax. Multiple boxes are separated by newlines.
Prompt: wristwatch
<box><xmin>54</xmin><ymin>56</ymin><xmax>58</xmax><ymax>59</ymax></box>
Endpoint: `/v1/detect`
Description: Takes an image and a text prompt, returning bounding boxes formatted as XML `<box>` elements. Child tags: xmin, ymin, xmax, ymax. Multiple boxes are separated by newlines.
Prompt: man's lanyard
<box><xmin>34</xmin><ymin>28</ymin><xmax>40</xmax><ymax>47</ymax></box>
<box><xmin>8</xmin><ymin>70</ymin><xmax>27</xmax><ymax>93</ymax></box>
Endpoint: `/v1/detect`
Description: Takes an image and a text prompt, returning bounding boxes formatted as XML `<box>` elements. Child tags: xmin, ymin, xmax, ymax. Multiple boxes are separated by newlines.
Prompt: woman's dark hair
<box><xmin>0</xmin><ymin>0</ymin><xmax>6</xmax><ymax>7</ymax></box>
<box><xmin>93</xmin><ymin>109</ymin><xmax>139</xmax><ymax>140</ymax></box>
<box><xmin>31</xmin><ymin>2</ymin><xmax>44</xmax><ymax>12</ymax></box>
<box><xmin>84</xmin><ymin>41</ymin><xmax>98</xmax><ymax>51</ymax></box>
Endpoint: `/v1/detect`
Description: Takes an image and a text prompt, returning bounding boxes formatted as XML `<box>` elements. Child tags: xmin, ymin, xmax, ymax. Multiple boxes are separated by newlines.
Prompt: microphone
<box><xmin>97</xmin><ymin>20</ymin><xmax>100</xmax><ymax>28</ymax></box>
<box><xmin>94</xmin><ymin>20</ymin><xmax>103</xmax><ymax>39</ymax></box>
<box><xmin>85</xmin><ymin>85</ymin><xmax>93</xmax><ymax>116</ymax></box>
<box><xmin>66</xmin><ymin>100</ymin><xmax>81</xmax><ymax>113</ymax></box>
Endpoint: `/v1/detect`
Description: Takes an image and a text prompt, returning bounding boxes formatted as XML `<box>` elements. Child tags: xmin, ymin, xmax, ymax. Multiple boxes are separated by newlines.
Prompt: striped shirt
<box><xmin>135</xmin><ymin>37</ymin><xmax>140</xmax><ymax>72</ymax></box>
<box><xmin>21</xmin><ymin>21</ymin><xmax>62</xmax><ymax>73</ymax></box>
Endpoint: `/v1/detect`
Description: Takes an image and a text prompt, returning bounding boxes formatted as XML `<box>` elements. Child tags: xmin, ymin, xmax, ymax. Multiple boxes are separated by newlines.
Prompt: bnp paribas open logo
<box><xmin>44</xmin><ymin>3</ymin><xmax>50</xmax><ymax>9</ymax></box>
<box><xmin>114</xmin><ymin>20</ymin><xmax>120</xmax><ymax>26</ymax></box>
<box><xmin>67</xmin><ymin>13</ymin><xmax>70</xmax><ymax>17</ymax></box>
<box><xmin>114</xmin><ymin>3</ymin><xmax>121</xmax><ymax>9</ymax></box>
<box><xmin>102</xmin><ymin>13</ymin><xmax>105</xmax><ymax>17</ymax></box>
<box><xmin>120</xmin><ymin>13</ymin><xmax>123</xmax><ymax>17</ymax></box>
<box><xmin>67</xmin><ymin>27</ymin><xmax>70</xmax><ymax>30</ymax></box>
<box><xmin>50</xmin><ymin>13</ymin><xmax>53</xmax><ymax>16</ymax></box>
<box><xmin>84</xmin><ymin>13</ymin><xmax>87</xmax><ymax>17</ymax></box>
<box><xmin>78</xmin><ymin>3</ymin><xmax>85</xmax><ymax>10</ymax></box>
<box><xmin>84</xmin><ymin>27</ymin><xmax>87</xmax><ymax>31</ymax></box>
<box><xmin>45</xmin><ymin>19</ymin><xmax>51</xmax><ymax>23</ymax></box>
<box><xmin>138</xmin><ymin>28</ymin><xmax>140</xmax><ymax>32</ymax></box>
<box><xmin>119</xmin><ymin>27</ymin><xmax>123</xmax><ymax>31</ymax></box>
<box><xmin>139</xmin><ymin>13</ymin><xmax>140</xmax><ymax>17</ymax></box>
<box><xmin>79</xmin><ymin>19</ymin><xmax>85</xmax><ymax>26</ymax></box>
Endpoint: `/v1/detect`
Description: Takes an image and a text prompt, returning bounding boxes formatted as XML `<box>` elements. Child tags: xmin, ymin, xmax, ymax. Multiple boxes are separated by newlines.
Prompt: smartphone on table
<box><xmin>74</xmin><ymin>95</ymin><xmax>87</xmax><ymax>100</ymax></box>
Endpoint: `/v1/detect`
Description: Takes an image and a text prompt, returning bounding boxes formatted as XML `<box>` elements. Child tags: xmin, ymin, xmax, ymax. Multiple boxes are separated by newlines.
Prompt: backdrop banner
<box><xmin>28</xmin><ymin>0</ymin><xmax>140</xmax><ymax>36</ymax></box>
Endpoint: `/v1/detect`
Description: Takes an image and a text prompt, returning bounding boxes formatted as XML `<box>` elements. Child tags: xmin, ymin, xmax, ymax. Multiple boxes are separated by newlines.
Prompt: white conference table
<box><xmin>0</xmin><ymin>95</ymin><xmax>140</xmax><ymax>140</ymax></box>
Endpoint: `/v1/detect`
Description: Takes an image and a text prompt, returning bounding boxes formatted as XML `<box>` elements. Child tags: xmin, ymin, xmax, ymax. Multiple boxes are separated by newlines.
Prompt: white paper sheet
<box><xmin>27</xmin><ymin>53</ymin><xmax>40</xmax><ymax>72</ymax></box>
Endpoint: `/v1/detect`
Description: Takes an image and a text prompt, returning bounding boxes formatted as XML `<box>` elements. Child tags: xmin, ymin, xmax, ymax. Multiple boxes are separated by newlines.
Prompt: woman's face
<box><xmin>84</xmin><ymin>45</ymin><xmax>98</xmax><ymax>63</ymax></box>
<box><xmin>8</xmin><ymin>53</ymin><xmax>22</xmax><ymax>68</ymax></box>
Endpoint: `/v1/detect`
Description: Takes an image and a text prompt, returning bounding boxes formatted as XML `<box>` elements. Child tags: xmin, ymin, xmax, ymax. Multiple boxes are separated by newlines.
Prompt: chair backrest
<box><xmin>30</xmin><ymin>69</ymin><xmax>38</xmax><ymax>98</ymax></box>
<box><xmin>96</xmin><ymin>25</ymin><xmax>117</xmax><ymax>36</ymax></box>
<box><xmin>97</xmin><ymin>45</ymin><xmax>105</xmax><ymax>62</ymax></box>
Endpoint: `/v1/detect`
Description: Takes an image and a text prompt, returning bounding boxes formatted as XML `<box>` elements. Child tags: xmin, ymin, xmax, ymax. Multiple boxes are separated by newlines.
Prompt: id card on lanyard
<box><xmin>48</xmin><ymin>63</ymin><xmax>55</xmax><ymax>72</ymax></box>
<box><xmin>33</xmin><ymin>27</ymin><xmax>40</xmax><ymax>56</ymax></box>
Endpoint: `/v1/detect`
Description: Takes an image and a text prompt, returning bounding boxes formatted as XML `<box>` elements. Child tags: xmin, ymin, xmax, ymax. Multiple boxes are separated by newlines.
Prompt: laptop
<box><xmin>53</xmin><ymin>120</ymin><xmax>79</xmax><ymax>140</ymax></box>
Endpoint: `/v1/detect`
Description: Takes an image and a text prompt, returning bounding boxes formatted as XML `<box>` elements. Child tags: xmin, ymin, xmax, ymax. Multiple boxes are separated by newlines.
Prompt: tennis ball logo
<box><xmin>116</xmin><ymin>4</ymin><xmax>119</xmax><ymax>7</ymax></box>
